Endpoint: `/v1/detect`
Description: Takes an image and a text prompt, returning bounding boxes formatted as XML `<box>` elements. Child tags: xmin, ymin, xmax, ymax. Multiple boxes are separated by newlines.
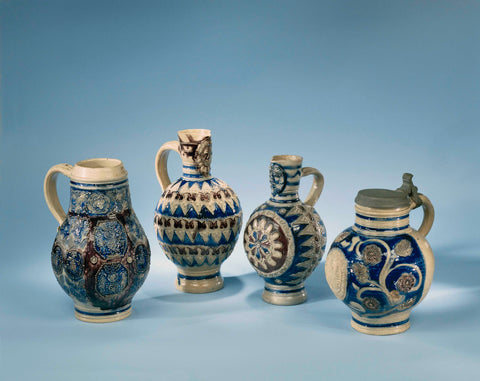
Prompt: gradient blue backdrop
<box><xmin>1</xmin><ymin>1</ymin><xmax>479</xmax><ymax>380</ymax></box>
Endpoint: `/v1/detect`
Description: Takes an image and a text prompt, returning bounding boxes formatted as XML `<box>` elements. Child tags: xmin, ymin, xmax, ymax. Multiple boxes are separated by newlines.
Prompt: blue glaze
<box><xmin>51</xmin><ymin>179</ymin><xmax>151</xmax><ymax>315</ymax></box>
<box><xmin>330</xmin><ymin>227</ymin><xmax>426</xmax><ymax>320</ymax></box>
<box><xmin>154</xmin><ymin>165</ymin><xmax>242</xmax><ymax>271</ymax></box>
<box><xmin>244</xmin><ymin>159</ymin><xmax>326</xmax><ymax>292</ymax></box>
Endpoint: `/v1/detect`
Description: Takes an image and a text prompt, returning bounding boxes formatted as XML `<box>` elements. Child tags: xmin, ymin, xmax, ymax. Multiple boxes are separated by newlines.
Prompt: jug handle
<box><xmin>44</xmin><ymin>163</ymin><xmax>73</xmax><ymax>225</ymax></box>
<box><xmin>155</xmin><ymin>141</ymin><xmax>180</xmax><ymax>191</ymax></box>
<box><xmin>415</xmin><ymin>194</ymin><xmax>435</xmax><ymax>237</ymax></box>
<box><xmin>300</xmin><ymin>167</ymin><xmax>324</xmax><ymax>207</ymax></box>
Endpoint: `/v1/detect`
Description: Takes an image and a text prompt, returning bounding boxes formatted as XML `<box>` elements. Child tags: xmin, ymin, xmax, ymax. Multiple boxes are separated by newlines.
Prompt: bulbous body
<box><xmin>325</xmin><ymin>174</ymin><xmax>435</xmax><ymax>335</ymax></box>
<box><xmin>45</xmin><ymin>159</ymin><xmax>150</xmax><ymax>322</ymax></box>
<box><xmin>244</xmin><ymin>155</ymin><xmax>326</xmax><ymax>305</ymax></box>
<box><xmin>154</xmin><ymin>129</ymin><xmax>242</xmax><ymax>293</ymax></box>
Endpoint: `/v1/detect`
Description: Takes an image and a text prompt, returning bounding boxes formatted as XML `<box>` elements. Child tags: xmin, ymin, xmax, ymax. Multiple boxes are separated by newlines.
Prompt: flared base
<box><xmin>351</xmin><ymin>315</ymin><xmax>410</xmax><ymax>335</ymax></box>
<box><xmin>175</xmin><ymin>271</ymin><xmax>224</xmax><ymax>293</ymax></box>
<box><xmin>262</xmin><ymin>283</ymin><xmax>307</xmax><ymax>306</ymax></box>
<box><xmin>74</xmin><ymin>304</ymin><xmax>132</xmax><ymax>323</ymax></box>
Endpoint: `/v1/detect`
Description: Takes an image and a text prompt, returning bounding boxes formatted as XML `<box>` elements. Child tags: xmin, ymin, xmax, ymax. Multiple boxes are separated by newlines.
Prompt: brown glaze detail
<box><xmin>163</xmin><ymin>244</ymin><xmax>232</xmax><ymax>257</ymax></box>
<box><xmin>66</xmin><ymin>210</ymin><xmax>150</xmax><ymax>311</ymax></box>
<box><xmin>247</xmin><ymin>216</ymin><xmax>290</xmax><ymax>274</ymax></box>
<box><xmin>156</xmin><ymin>215</ymin><xmax>241</xmax><ymax>231</ymax></box>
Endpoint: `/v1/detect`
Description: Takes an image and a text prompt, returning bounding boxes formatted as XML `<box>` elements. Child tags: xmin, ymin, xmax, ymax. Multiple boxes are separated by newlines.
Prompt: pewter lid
<box><xmin>355</xmin><ymin>188</ymin><xmax>411</xmax><ymax>209</ymax></box>
<box><xmin>355</xmin><ymin>173</ymin><xmax>421</xmax><ymax>209</ymax></box>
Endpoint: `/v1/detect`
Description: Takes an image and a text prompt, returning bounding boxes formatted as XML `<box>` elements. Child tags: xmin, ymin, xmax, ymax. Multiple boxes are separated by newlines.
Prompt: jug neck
<box><xmin>269</xmin><ymin>156</ymin><xmax>302</xmax><ymax>204</ymax></box>
<box><xmin>178</xmin><ymin>130</ymin><xmax>212</xmax><ymax>180</ymax></box>
<box><xmin>353</xmin><ymin>204</ymin><xmax>411</xmax><ymax>237</ymax></box>
<box><xmin>181</xmin><ymin>162</ymin><xmax>212</xmax><ymax>181</ymax></box>
<box><xmin>68</xmin><ymin>179</ymin><xmax>132</xmax><ymax>216</ymax></box>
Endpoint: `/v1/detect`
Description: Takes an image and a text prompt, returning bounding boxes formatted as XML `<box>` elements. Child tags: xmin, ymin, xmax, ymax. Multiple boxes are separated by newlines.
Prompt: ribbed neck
<box><xmin>268</xmin><ymin>155</ymin><xmax>302</xmax><ymax>204</ymax></box>
<box><xmin>181</xmin><ymin>164</ymin><xmax>212</xmax><ymax>181</ymax></box>
<box><xmin>353</xmin><ymin>204</ymin><xmax>411</xmax><ymax>236</ymax></box>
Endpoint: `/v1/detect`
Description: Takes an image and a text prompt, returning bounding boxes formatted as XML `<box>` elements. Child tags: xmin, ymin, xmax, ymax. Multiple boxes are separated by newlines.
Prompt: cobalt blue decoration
<box><xmin>244</xmin><ymin>155</ymin><xmax>326</xmax><ymax>305</ymax></box>
<box><xmin>325</xmin><ymin>173</ymin><xmax>435</xmax><ymax>335</ymax></box>
<box><xmin>44</xmin><ymin>158</ymin><xmax>150</xmax><ymax>322</ymax></box>
<box><xmin>154</xmin><ymin>129</ymin><xmax>242</xmax><ymax>293</ymax></box>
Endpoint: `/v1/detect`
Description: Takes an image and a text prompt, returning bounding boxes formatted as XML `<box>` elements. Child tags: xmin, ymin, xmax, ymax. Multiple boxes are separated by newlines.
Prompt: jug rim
<box><xmin>71</xmin><ymin>158</ymin><xmax>128</xmax><ymax>183</ymax></box>
<box><xmin>178</xmin><ymin>129</ymin><xmax>211</xmax><ymax>142</ymax></box>
<box><xmin>271</xmin><ymin>154</ymin><xmax>303</xmax><ymax>165</ymax></box>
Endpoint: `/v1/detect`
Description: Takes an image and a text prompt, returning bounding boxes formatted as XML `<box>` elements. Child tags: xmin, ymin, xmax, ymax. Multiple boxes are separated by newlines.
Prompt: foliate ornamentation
<box><xmin>352</xmin><ymin>263</ymin><xmax>369</xmax><ymax>283</ymax></box>
<box><xmin>363</xmin><ymin>296</ymin><xmax>381</xmax><ymax>311</ymax></box>
<box><xmin>329</xmin><ymin>232</ymin><xmax>424</xmax><ymax>318</ymax></box>
<box><xmin>269</xmin><ymin>163</ymin><xmax>287</xmax><ymax>195</ymax></box>
<box><xmin>362</xmin><ymin>244</ymin><xmax>383</xmax><ymax>265</ymax></box>
<box><xmin>88</xmin><ymin>193</ymin><xmax>111</xmax><ymax>214</ymax></box>
<box><xmin>394</xmin><ymin>239</ymin><xmax>413</xmax><ymax>257</ymax></box>
<box><xmin>57</xmin><ymin>216</ymin><xmax>90</xmax><ymax>251</ymax></box>
<box><xmin>96</xmin><ymin>264</ymin><xmax>128</xmax><ymax>296</ymax></box>
<box><xmin>334</xmin><ymin>230</ymin><xmax>350</xmax><ymax>243</ymax></box>
<box><xmin>398</xmin><ymin>297</ymin><xmax>416</xmax><ymax>310</ymax></box>
<box><xmin>396</xmin><ymin>273</ymin><xmax>417</xmax><ymax>293</ymax></box>
<box><xmin>69</xmin><ymin>184</ymin><xmax>130</xmax><ymax>216</ymax></box>
<box><xmin>94</xmin><ymin>220</ymin><xmax>128</xmax><ymax>259</ymax></box>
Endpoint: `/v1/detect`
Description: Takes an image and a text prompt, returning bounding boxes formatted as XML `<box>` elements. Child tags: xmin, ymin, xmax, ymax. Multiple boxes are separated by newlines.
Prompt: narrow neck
<box><xmin>353</xmin><ymin>205</ymin><xmax>411</xmax><ymax>236</ymax></box>
<box><xmin>181</xmin><ymin>163</ymin><xmax>211</xmax><ymax>181</ymax></box>
<box><xmin>269</xmin><ymin>162</ymin><xmax>301</xmax><ymax>204</ymax></box>
<box><xmin>179</xmin><ymin>133</ymin><xmax>212</xmax><ymax>179</ymax></box>
<box><xmin>69</xmin><ymin>179</ymin><xmax>131</xmax><ymax>216</ymax></box>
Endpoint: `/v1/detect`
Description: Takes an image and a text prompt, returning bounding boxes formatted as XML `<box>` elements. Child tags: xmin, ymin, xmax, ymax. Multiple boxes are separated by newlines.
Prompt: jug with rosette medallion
<box><xmin>243</xmin><ymin>155</ymin><xmax>327</xmax><ymax>305</ymax></box>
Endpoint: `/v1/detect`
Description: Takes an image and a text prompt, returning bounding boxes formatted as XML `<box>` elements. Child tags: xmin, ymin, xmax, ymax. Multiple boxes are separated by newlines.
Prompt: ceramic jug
<box><xmin>325</xmin><ymin>173</ymin><xmax>434</xmax><ymax>335</ymax></box>
<box><xmin>243</xmin><ymin>155</ymin><xmax>326</xmax><ymax>305</ymax></box>
<box><xmin>154</xmin><ymin>129</ymin><xmax>242</xmax><ymax>293</ymax></box>
<box><xmin>44</xmin><ymin>158</ymin><xmax>151</xmax><ymax>322</ymax></box>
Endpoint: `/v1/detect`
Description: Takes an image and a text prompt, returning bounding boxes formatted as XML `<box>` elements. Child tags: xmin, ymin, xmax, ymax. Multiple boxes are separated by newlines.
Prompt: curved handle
<box><xmin>155</xmin><ymin>140</ymin><xmax>180</xmax><ymax>191</ymax></box>
<box><xmin>416</xmin><ymin>194</ymin><xmax>434</xmax><ymax>237</ymax></box>
<box><xmin>44</xmin><ymin>163</ymin><xmax>73</xmax><ymax>225</ymax></box>
<box><xmin>300</xmin><ymin>167</ymin><xmax>324</xmax><ymax>207</ymax></box>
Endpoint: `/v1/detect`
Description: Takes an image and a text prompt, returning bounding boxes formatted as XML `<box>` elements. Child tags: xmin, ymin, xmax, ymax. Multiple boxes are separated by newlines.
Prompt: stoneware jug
<box><xmin>243</xmin><ymin>155</ymin><xmax>326</xmax><ymax>305</ymax></box>
<box><xmin>154</xmin><ymin>129</ymin><xmax>242</xmax><ymax>293</ymax></box>
<box><xmin>325</xmin><ymin>173</ymin><xmax>434</xmax><ymax>335</ymax></box>
<box><xmin>44</xmin><ymin>158</ymin><xmax>151</xmax><ymax>322</ymax></box>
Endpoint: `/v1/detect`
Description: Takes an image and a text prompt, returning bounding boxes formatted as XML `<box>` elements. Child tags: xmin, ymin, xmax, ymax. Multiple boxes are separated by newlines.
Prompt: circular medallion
<box><xmin>244</xmin><ymin>209</ymin><xmax>294</xmax><ymax>278</ymax></box>
<box><xmin>325</xmin><ymin>248</ymin><xmax>348</xmax><ymax>301</ymax></box>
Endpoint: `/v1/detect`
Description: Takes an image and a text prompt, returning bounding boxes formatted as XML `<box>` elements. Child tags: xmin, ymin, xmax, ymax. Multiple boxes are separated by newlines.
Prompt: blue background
<box><xmin>1</xmin><ymin>1</ymin><xmax>479</xmax><ymax>379</ymax></box>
